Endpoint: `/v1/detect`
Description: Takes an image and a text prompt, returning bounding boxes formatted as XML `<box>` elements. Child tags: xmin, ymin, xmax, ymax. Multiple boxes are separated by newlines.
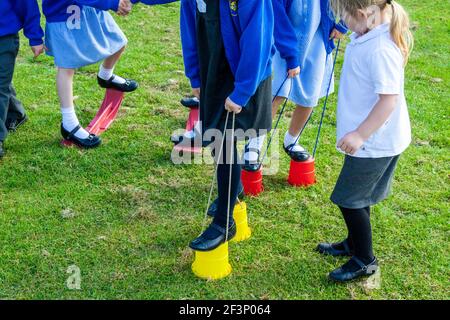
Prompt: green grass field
<box><xmin>0</xmin><ymin>1</ymin><xmax>448</xmax><ymax>300</ymax></box>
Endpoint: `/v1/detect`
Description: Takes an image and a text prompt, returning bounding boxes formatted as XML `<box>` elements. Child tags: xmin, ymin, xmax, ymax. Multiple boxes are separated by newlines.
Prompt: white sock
<box><xmin>98</xmin><ymin>65</ymin><xmax>126</xmax><ymax>85</ymax></box>
<box><xmin>184</xmin><ymin>129</ymin><xmax>196</xmax><ymax>139</ymax></box>
<box><xmin>244</xmin><ymin>135</ymin><xmax>266</xmax><ymax>162</ymax></box>
<box><xmin>61</xmin><ymin>107</ymin><xmax>90</xmax><ymax>139</ymax></box>
<box><xmin>183</xmin><ymin>121</ymin><xmax>202</xmax><ymax>139</ymax></box>
<box><xmin>284</xmin><ymin>131</ymin><xmax>305</xmax><ymax>152</ymax></box>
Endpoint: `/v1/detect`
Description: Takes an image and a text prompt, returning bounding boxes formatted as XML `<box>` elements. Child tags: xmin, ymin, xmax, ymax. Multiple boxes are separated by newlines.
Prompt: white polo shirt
<box><xmin>336</xmin><ymin>23</ymin><xmax>411</xmax><ymax>158</ymax></box>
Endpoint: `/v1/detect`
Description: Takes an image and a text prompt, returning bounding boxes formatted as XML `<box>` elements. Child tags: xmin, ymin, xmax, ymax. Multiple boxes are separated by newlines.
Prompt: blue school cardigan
<box><xmin>180</xmin><ymin>0</ymin><xmax>275</xmax><ymax>107</ymax></box>
<box><xmin>0</xmin><ymin>0</ymin><xmax>43</xmax><ymax>46</ymax></box>
<box><xmin>180</xmin><ymin>0</ymin><xmax>200</xmax><ymax>89</ymax></box>
<box><xmin>43</xmin><ymin>0</ymin><xmax>120</xmax><ymax>22</ymax></box>
<box><xmin>43</xmin><ymin>0</ymin><xmax>176</xmax><ymax>23</ymax></box>
<box><xmin>273</xmin><ymin>0</ymin><xmax>347</xmax><ymax>63</ymax></box>
<box><xmin>319</xmin><ymin>0</ymin><xmax>347</xmax><ymax>54</ymax></box>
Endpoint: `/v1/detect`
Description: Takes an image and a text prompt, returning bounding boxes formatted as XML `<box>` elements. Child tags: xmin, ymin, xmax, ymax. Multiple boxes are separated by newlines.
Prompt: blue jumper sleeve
<box><xmin>272</xmin><ymin>0</ymin><xmax>300</xmax><ymax>70</ymax></box>
<box><xmin>229</xmin><ymin>0</ymin><xmax>274</xmax><ymax>107</ymax></box>
<box><xmin>131</xmin><ymin>0</ymin><xmax>179</xmax><ymax>5</ymax></box>
<box><xmin>19</xmin><ymin>0</ymin><xmax>44</xmax><ymax>46</ymax></box>
<box><xmin>334</xmin><ymin>20</ymin><xmax>348</xmax><ymax>34</ymax></box>
<box><xmin>75</xmin><ymin>0</ymin><xmax>121</xmax><ymax>12</ymax></box>
<box><xmin>180</xmin><ymin>0</ymin><xmax>200</xmax><ymax>88</ymax></box>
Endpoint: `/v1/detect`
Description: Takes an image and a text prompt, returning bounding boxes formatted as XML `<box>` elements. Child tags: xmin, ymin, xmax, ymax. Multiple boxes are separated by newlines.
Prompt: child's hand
<box><xmin>192</xmin><ymin>88</ymin><xmax>200</xmax><ymax>99</ymax></box>
<box><xmin>337</xmin><ymin>130</ymin><xmax>365</xmax><ymax>155</ymax></box>
<box><xmin>330</xmin><ymin>28</ymin><xmax>344</xmax><ymax>40</ymax></box>
<box><xmin>31</xmin><ymin>44</ymin><xmax>45</xmax><ymax>58</ymax></box>
<box><xmin>118</xmin><ymin>0</ymin><xmax>132</xmax><ymax>16</ymax></box>
<box><xmin>288</xmin><ymin>66</ymin><xmax>301</xmax><ymax>78</ymax></box>
<box><xmin>225</xmin><ymin>97</ymin><xmax>242</xmax><ymax>114</ymax></box>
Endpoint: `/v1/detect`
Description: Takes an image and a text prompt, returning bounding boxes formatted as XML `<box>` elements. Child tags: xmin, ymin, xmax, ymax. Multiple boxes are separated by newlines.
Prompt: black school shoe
<box><xmin>7</xmin><ymin>115</ymin><xmax>28</xmax><ymax>132</ymax></box>
<box><xmin>189</xmin><ymin>222</ymin><xmax>237</xmax><ymax>252</ymax></box>
<box><xmin>284</xmin><ymin>143</ymin><xmax>311</xmax><ymax>162</ymax></box>
<box><xmin>329</xmin><ymin>256</ymin><xmax>378</xmax><ymax>282</ymax></box>
<box><xmin>97</xmin><ymin>75</ymin><xmax>138</xmax><ymax>93</ymax></box>
<box><xmin>242</xmin><ymin>146</ymin><xmax>262</xmax><ymax>172</ymax></box>
<box><xmin>61</xmin><ymin>124</ymin><xmax>102</xmax><ymax>149</ymax></box>
<box><xmin>316</xmin><ymin>239</ymin><xmax>353</xmax><ymax>257</ymax></box>
<box><xmin>180</xmin><ymin>97</ymin><xmax>200</xmax><ymax>108</ymax></box>
<box><xmin>0</xmin><ymin>141</ymin><xmax>5</xmax><ymax>159</ymax></box>
<box><xmin>207</xmin><ymin>183</ymin><xmax>245</xmax><ymax>217</ymax></box>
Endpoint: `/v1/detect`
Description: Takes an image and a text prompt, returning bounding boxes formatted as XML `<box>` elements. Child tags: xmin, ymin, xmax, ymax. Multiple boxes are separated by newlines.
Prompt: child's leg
<box><xmin>97</xmin><ymin>46</ymin><xmax>138</xmax><ymax>92</ymax></box>
<box><xmin>340</xmin><ymin>206</ymin><xmax>374</xmax><ymax>264</ymax></box>
<box><xmin>7</xmin><ymin>85</ymin><xmax>26</xmax><ymax>122</ymax></box>
<box><xmin>284</xmin><ymin>105</ymin><xmax>313</xmax><ymax>152</ymax></box>
<box><xmin>242</xmin><ymin>96</ymin><xmax>285</xmax><ymax>164</ymax></box>
<box><xmin>244</xmin><ymin>134</ymin><xmax>266</xmax><ymax>164</ymax></box>
<box><xmin>57</xmin><ymin>68</ymin><xmax>90</xmax><ymax>139</ymax></box>
<box><xmin>97</xmin><ymin>46</ymin><xmax>127</xmax><ymax>85</ymax></box>
<box><xmin>190</xmin><ymin>137</ymin><xmax>240</xmax><ymax>250</ymax></box>
<box><xmin>213</xmin><ymin>138</ymin><xmax>241</xmax><ymax>229</ymax></box>
<box><xmin>271</xmin><ymin>96</ymin><xmax>285</xmax><ymax>118</ymax></box>
<box><xmin>0</xmin><ymin>35</ymin><xmax>19</xmax><ymax>144</ymax></box>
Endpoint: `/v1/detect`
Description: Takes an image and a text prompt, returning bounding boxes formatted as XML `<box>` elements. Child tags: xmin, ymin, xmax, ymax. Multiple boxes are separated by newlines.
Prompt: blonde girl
<box><xmin>316</xmin><ymin>0</ymin><xmax>413</xmax><ymax>282</ymax></box>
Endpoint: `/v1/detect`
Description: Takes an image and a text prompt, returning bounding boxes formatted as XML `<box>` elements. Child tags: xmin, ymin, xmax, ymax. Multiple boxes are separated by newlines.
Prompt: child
<box><xmin>181</xmin><ymin>0</ymin><xmax>274</xmax><ymax>251</ymax></box>
<box><xmin>0</xmin><ymin>0</ymin><xmax>44</xmax><ymax>159</ymax></box>
<box><xmin>42</xmin><ymin>0</ymin><xmax>140</xmax><ymax>148</ymax></box>
<box><xmin>317</xmin><ymin>0</ymin><xmax>413</xmax><ymax>282</ymax></box>
<box><xmin>243</xmin><ymin>0</ymin><xmax>347</xmax><ymax>169</ymax></box>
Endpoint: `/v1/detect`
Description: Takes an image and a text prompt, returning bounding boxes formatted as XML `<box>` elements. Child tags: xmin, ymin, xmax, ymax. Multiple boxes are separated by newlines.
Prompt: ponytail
<box><xmin>329</xmin><ymin>0</ymin><xmax>414</xmax><ymax>65</ymax></box>
<box><xmin>389</xmin><ymin>1</ymin><xmax>413</xmax><ymax>65</ymax></box>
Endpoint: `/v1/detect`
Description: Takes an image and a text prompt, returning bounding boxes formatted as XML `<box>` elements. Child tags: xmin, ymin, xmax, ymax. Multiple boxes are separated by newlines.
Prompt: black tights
<box><xmin>340</xmin><ymin>206</ymin><xmax>375</xmax><ymax>264</ymax></box>
<box><xmin>213</xmin><ymin>137</ymin><xmax>241</xmax><ymax>229</ymax></box>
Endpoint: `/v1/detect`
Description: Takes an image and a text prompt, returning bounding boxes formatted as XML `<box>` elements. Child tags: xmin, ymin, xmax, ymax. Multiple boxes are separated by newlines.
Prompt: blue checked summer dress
<box><xmin>45</xmin><ymin>6</ymin><xmax>128</xmax><ymax>69</ymax></box>
<box><xmin>272</xmin><ymin>0</ymin><xmax>335</xmax><ymax>108</ymax></box>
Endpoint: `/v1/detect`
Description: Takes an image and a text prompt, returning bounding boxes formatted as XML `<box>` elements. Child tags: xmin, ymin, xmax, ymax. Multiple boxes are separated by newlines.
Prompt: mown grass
<box><xmin>0</xmin><ymin>1</ymin><xmax>448</xmax><ymax>299</ymax></box>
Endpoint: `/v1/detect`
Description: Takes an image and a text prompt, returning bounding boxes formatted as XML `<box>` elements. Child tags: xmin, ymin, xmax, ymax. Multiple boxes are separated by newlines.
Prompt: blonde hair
<box><xmin>330</xmin><ymin>0</ymin><xmax>414</xmax><ymax>65</ymax></box>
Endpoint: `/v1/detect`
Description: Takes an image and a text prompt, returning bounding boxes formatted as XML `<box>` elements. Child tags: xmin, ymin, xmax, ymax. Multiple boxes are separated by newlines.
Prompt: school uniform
<box><xmin>0</xmin><ymin>0</ymin><xmax>43</xmax><ymax>143</ymax></box>
<box><xmin>331</xmin><ymin>23</ymin><xmax>411</xmax><ymax>209</ymax></box>
<box><xmin>182</xmin><ymin>0</ymin><xmax>275</xmax><ymax>251</ymax></box>
<box><xmin>182</xmin><ymin>0</ymin><xmax>274</xmax><ymax>137</ymax></box>
<box><xmin>42</xmin><ymin>0</ymin><xmax>125</xmax><ymax>69</ymax></box>
<box><xmin>180</xmin><ymin>0</ymin><xmax>200</xmax><ymax>89</ymax></box>
<box><xmin>272</xmin><ymin>0</ymin><xmax>347</xmax><ymax>107</ymax></box>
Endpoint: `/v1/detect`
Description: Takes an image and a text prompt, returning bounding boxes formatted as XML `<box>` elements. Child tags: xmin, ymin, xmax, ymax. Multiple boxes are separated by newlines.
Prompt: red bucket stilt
<box><xmin>241</xmin><ymin>168</ymin><xmax>263</xmax><ymax>196</ymax></box>
<box><xmin>288</xmin><ymin>157</ymin><xmax>316</xmax><ymax>187</ymax></box>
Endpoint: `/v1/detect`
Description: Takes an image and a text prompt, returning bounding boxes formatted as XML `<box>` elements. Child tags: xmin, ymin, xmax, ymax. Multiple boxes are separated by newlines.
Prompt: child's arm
<box><xmin>228</xmin><ymin>0</ymin><xmax>274</xmax><ymax>109</ymax></box>
<box><xmin>17</xmin><ymin>0</ymin><xmax>44</xmax><ymax>53</ymax></box>
<box><xmin>337</xmin><ymin>95</ymin><xmax>398</xmax><ymax>155</ymax></box>
<box><xmin>180</xmin><ymin>0</ymin><xmax>201</xmax><ymax>95</ymax></box>
<box><xmin>131</xmin><ymin>0</ymin><xmax>179</xmax><ymax>5</ymax></box>
<box><xmin>272</xmin><ymin>0</ymin><xmax>301</xmax><ymax>77</ymax></box>
<box><xmin>75</xmin><ymin>0</ymin><xmax>121</xmax><ymax>12</ymax></box>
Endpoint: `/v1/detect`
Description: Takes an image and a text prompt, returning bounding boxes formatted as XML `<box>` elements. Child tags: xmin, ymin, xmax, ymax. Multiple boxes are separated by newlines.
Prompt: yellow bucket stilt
<box><xmin>232</xmin><ymin>201</ymin><xmax>252</xmax><ymax>242</ymax></box>
<box><xmin>192</xmin><ymin>242</ymin><xmax>232</xmax><ymax>280</ymax></box>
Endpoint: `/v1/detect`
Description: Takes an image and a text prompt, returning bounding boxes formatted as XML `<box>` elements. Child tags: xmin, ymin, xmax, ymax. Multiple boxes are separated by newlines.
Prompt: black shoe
<box><xmin>97</xmin><ymin>75</ymin><xmax>139</xmax><ymax>93</ymax></box>
<box><xmin>207</xmin><ymin>183</ymin><xmax>244</xmax><ymax>217</ymax></box>
<box><xmin>0</xmin><ymin>141</ymin><xmax>5</xmax><ymax>159</ymax></box>
<box><xmin>329</xmin><ymin>257</ymin><xmax>378</xmax><ymax>282</ymax></box>
<box><xmin>7</xmin><ymin>115</ymin><xmax>28</xmax><ymax>132</ymax></box>
<box><xmin>61</xmin><ymin>124</ymin><xmax>102</xmax><ymax>149</ymax></box>
<box><xmin>189</xmin><ymin>223</ymin><xmax>237</xmax><ymax>252</ymax></box>
<box><xmin>171</xmin><ymin>132</ymin><xmax>203</xmax><ymax>149</ymax></box>
<box><xmin>171</xmin><ymin>133</ymin><xmax>194</xmax><ymax>145</ymax></box>
<box><xmin>316</xmin><ymin>239</ymin><xmax>353</xmax><ymax>257</ymax></box>
<box><xmin>180</xmin><ymin>97</ymin><xmax>199</xmax><ymax>109</ymax></box>
<box><xmin>284</xmin><ymin>143</ymin><xmax>311</xmax><ymax>162</ymax></box>
<box><xmin>242</xmin><ymin>146</ymin><xmax>262</xmax><ymax>172</ymax></box>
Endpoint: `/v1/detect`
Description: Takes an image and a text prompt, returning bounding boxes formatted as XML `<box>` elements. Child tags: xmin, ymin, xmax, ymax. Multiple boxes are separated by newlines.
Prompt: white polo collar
<box><xmin>349</xmin><ymin>23</ymin><xmax>390</xmax><ymax>45</ymax></box>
